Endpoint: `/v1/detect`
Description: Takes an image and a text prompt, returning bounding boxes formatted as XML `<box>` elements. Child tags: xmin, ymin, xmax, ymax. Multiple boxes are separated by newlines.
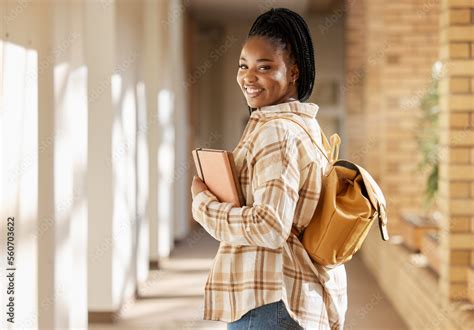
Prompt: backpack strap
<box><xmin>258</xmin><ymin>116</ymin><xmax>341</xmax><ymax>163</ymax></box>
<box><xmin>356</xmin><ymin>165</ymin><xmax>390</xmax><ymax>241</ymax></box>
<box><xmin>262</xmin><ymin>116</ymin><xmax>390</xmax><ymax>242</ymax></box>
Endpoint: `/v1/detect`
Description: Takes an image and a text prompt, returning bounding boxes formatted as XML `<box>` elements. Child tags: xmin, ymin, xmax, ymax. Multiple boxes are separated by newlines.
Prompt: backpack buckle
<box><xmin>378</xmin><ymin>205</ymin><xmax>389</xmax><ymax>241</ymax></box>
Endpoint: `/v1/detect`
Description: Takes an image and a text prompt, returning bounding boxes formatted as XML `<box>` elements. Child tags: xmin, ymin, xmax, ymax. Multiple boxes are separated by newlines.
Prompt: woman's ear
<box><xmin>290</xmin><ymin>64</ymin><xmax>299</xmax><ymax>84</ymax></box>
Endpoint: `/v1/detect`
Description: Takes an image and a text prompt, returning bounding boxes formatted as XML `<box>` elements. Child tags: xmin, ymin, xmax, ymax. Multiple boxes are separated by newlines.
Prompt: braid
<box><xmin>247</xmin><ymin>8</ymin><xmax>315</xmax><ymax>103</ymax></box>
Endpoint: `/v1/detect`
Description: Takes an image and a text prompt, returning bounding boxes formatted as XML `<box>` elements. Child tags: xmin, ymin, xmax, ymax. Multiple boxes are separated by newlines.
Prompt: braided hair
<box><xmin>246</xmin><ymin>8</ymin><xmax>315</xmax><ymax>115</ymax></box>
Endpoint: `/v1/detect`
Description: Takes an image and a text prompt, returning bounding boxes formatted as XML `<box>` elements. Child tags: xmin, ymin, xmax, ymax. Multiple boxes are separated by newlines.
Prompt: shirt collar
<box><xmin>250</xmin><ymin>100</ymin><xmax>319</xmax><ymax>119</ymax></box>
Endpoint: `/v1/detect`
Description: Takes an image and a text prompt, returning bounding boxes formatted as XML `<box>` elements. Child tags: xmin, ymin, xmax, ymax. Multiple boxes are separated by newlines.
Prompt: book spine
<box><xmin>195</xmin><ymin>149</ymin><xmax>205</xmax><ymax>183</ymax></box>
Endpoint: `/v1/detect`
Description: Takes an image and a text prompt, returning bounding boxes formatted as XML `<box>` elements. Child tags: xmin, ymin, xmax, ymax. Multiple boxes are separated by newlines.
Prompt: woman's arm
<box><xmin>191</xmin><ymin>123</ymin><xmax>306</xmax><ymax>249</ymax></box>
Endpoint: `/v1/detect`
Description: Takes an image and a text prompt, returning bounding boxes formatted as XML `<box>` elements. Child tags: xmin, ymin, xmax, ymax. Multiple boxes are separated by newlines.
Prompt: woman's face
<box><xmin>237</xmin><ymin>36</ymin><xmax>299</xmax><ymax>109</ymax></box>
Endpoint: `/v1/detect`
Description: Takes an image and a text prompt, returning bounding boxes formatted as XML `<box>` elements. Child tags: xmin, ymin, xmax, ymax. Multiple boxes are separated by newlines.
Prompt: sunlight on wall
<box><xmin>111</xmin><ymin>73</ymin><xmax>137</xmax><ymax>303</ymax></box>
<box><xmin>68</xmin><ymin>64</ymin><xmax>88</xmax><ymax>325</ymax></box>
<box><xmin>53</xmin><ymin>61</ymin><xmax>74</xmax><ymax>326</ymax></box>
<box><xmin>136</xmin><ymin>81</ymin><xmax>150</xmax><ymax>283</ymax></box>
<box><xmin>157</xmin><ymin>88</ymin><xmax>175</xmax><ymax>257</ymax></box>
<box><xmin>54</xmin><ymin>63</ymin><xmax>74</xmax><ymax>223</ymax></box>
<box><xmin>137</xmin><ymin>81</ymin><xmax>149</xmax><ymax>214</ymax></box>
<box><xmin>53</xmin><ymin>62</ymin><xmax>88</xmax><ymax>327</ymax></box>
<box><xmin>111</xmin><ymin>73</ymin><xmax>122</xmax><ymax>105</ymax></box>
<box><xmin>0</xmin><ymin>40</ymin><xmax>38</xmax><ymax>328</ymax></box>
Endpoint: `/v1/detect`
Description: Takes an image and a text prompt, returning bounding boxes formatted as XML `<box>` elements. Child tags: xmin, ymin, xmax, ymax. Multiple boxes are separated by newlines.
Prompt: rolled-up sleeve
<box><xmin>191</xmin><ymin>123</ymin><xmax>303</xmax><ymax>249</ymax></box>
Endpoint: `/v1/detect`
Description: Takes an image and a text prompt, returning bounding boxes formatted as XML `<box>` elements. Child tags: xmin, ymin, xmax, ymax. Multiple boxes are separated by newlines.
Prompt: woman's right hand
<box><xmin>191</xmin><ymin>175</ymin><xmax>208</xmax><ymax>198</ymax></box>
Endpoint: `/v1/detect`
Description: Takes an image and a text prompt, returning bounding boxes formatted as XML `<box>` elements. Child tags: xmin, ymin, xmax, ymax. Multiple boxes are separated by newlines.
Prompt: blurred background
<box><xmin>0</xmin><ymin>0</ymin><xmax>473</xmax><ymax>329</ymax></box>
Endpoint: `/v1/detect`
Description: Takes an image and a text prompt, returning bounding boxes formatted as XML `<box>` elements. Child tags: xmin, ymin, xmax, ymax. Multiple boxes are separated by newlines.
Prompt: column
<box><xmin>85</xmin><ymin>0</ymin><xmax>117</xmax><ymax>312</ymax></box>
<box><xmin>143</xmin><ymin>0</ymin><xmax>161</xmax><ymax>265</ymax></box>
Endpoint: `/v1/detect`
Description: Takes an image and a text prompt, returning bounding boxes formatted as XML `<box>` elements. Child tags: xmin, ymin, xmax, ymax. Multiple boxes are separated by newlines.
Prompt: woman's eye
<box><xmin>237</xmin><ymin>64</ymin><xmax>270</xmax><ymax>71</ymax></box>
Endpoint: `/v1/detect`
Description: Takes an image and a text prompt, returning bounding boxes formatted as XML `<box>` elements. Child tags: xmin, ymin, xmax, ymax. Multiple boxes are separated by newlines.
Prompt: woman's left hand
<box><xmin>191</xmin><ymin>175</ymin><xmax>208</xmax><ymax>198</ymax></box>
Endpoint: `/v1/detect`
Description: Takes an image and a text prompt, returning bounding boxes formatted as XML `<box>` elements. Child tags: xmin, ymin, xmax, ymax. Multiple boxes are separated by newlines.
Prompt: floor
<box><xmin>90</xmin><ymin>225</ymin><xmax>408</xmax><ymax>330</ymax></box>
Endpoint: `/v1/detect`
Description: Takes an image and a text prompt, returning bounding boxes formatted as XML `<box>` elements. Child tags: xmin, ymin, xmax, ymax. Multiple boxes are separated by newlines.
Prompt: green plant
<box><xmin>416</xmin><ymin>61</ymin><xmax>441</xmax><ymax>208</ymax></box>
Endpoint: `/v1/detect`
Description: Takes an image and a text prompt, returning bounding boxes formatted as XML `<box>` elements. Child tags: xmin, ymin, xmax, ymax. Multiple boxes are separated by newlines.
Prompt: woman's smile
<box><xmin>244</xmin><ymin>85</ymin><xmax>264</xmax><ymax>98</ymax></box>
<box><xmin>237</xmin><ymin>36</ymin><xmax>299</xmax><ymax>108</ymax></box>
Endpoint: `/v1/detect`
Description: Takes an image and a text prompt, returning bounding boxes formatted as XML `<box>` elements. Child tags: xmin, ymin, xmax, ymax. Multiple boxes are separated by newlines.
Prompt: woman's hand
<box><xmin>191</xmin><ymin>175</ymin><xmax>208</xmax><ymax>198</ymax></box>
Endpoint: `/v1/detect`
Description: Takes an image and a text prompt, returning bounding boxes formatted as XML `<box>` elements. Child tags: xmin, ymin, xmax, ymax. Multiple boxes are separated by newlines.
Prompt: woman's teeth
<box><xmin>245</xmin><ymin>87</ymin><xmax>263</xmax><ymax>97</ymax></box>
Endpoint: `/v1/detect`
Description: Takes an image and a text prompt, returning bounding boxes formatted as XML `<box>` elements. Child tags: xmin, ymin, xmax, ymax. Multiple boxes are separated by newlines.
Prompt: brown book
<box><xmin>192</xmin><ymin>148</ymin><xmax>245</xmax><ymax>207</ymax></box>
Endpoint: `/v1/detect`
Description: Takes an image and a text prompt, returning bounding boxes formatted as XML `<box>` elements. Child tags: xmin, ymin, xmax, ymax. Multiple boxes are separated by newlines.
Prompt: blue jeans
<box><xmin>227</xmin><ymin>300</ymin><xmax>303</xmax><ymax>329</ymax></box>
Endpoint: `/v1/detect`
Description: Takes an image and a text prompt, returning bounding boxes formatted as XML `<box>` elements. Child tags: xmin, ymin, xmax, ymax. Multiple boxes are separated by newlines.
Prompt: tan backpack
<box><xmin>262</xmin><ymin>117</ymin><xmax>389</xmax><ymax>266</ymax></box>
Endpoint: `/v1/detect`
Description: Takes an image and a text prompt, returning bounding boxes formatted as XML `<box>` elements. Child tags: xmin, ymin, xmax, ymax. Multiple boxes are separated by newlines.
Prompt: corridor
<box><xmin>2</xmin><ymin>0</ymin><xmax>474</xmax><ymax>328</ymax></box>
<box><xmin>90</xmin><ymin>225</ymin><xmax>408</xmax><ymax>330</ymax></box>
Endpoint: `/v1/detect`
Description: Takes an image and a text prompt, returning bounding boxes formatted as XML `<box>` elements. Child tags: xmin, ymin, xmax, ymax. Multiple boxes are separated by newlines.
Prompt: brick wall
<box><xmin>344</xmin><ymin>0</ymin><xmax>474</xmax><ymax>327</ymax></box>
<box><xmin>438</xmin><ymin>0</ymin><xmax>474</xmax><ymax>301</ymax></box>
<box><xmin>345</xmin><ymin>0</ymin><xmax>440</xmax><ymax>234</ymax></box>
<box><xmin>344</xmin><ymin>0</ymin><xmax>367</xmax><ymax>172</ymax></box>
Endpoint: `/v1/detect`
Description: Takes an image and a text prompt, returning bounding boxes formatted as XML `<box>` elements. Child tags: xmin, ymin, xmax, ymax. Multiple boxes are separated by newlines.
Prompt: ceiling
<box><xmin>188</xmin><ymin>0</ymin><xmax>340</xmax><ymax>23</ymax></box>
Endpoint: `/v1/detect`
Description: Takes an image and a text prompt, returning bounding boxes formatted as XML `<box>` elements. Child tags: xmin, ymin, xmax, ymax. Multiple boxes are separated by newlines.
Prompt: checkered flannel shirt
<box><xmin>191</xmin><ymin>100</ymin><xmax>347</xmax><ymax>329</ymax></box>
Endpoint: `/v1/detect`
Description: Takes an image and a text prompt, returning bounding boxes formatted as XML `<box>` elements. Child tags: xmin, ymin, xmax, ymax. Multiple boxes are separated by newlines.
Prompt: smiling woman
<box><xmin>237</xmin><ymin>36</ymin><xmax>299</xmax><ymax>109</ymax></box>
<box><xmin>239</xmin><ymin>8</ymin><xmax>315</xmax><ymax>113</ymax></box>
<box><xmin>190</xmin><ymin>7</ymin><xmax>347</xmax><ymax>330</ymax></box>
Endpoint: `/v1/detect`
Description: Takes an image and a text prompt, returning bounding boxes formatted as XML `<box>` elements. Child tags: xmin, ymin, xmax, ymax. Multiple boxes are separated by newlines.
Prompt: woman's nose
<box><xmin>243</xmin><ymin>70</ymin><xmax>257</xmax><ymax>84</ymax></box>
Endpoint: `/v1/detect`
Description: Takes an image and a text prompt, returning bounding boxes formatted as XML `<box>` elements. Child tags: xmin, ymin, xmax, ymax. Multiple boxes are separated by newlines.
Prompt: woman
<box><xmin>191</xmin><ymin>8</ymin><xmax>347</xmax><ymax>330</ymax></box>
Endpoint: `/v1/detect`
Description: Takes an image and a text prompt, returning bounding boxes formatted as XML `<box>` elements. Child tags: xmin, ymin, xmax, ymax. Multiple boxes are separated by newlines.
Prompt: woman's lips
<box><xmin>244</xmin><ymin>86</ymin><xmax>264</xmax><ymax>98</ymax></box>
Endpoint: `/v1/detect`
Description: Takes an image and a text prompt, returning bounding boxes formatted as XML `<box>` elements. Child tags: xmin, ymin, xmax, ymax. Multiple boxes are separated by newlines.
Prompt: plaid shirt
<box><xmin>191</xmin><ymin>101</ymin><xmax>347</xmax><ymax>329</ymax></box>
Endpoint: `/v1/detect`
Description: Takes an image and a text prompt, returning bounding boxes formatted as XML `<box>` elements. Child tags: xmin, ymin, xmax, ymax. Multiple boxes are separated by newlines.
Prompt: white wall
<box><xmin>0</xmin><ymin>3</ymin><xmax>40</xmax><ymax>327</ymax></box>
<box><xmin>0</xmin><ymin>1</ymin><xmax>89</xmax><ymax>328</ymax></box>
<box><xmin>0</xmin><ymin>0</ymin><xmax>191</xmax><ymax>327</ymax></box>
<box><xmin>169</xmin><ymin>0</ymin><xmax>190</xmax><ymax>242</ymax></box>
<box><xmin>51</xmin><ymin>2</ymin><xmax>88</xmax><ymax>327</ymax></box>
<box><xmin>152</xmin><ymin>0</ymin><xmax>176</xmax><ymax>259</ymax></box>
<box><xmin>85</xmin><ymin>0</ymin><xmax>117</xmax><ymax>312</ymax></box>
<box><xmin>143</xmin><ymin>0</ymin><xmax>162</xmax><ymax>265</ymax></box>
